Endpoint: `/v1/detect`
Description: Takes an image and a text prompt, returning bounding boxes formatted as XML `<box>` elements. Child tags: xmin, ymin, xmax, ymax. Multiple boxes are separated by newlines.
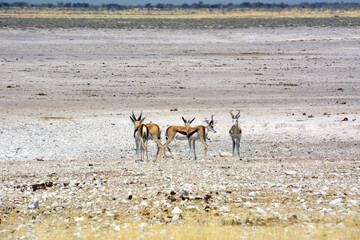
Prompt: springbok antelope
<box><xmin>229</xmin><ymin>110</ymin><xmax>242</xmax><ymax>158</ymax></box>
<box><xmin>130</xmin><ymin>111</ymin><xmax>163</xmax><ymax>161</ymax></box>
<box><xmin>184</xmin><ymin>116</ymin><xmax>216</xmax><ymax>160</ymax></box>
<box><xmin>162</xmin><ymin>118</ymin><xmax>193</xmax><ymax>160</ymax></box>
<box><xmin>183</xmin><ymin>116</ymin><xmax>213</xmax><ymax>160</ymax></box>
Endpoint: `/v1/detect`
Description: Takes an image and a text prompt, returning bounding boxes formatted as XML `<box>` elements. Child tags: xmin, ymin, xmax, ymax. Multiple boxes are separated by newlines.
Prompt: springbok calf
<box><xmin>163</xmin><ymin>116</ymin><xmax>216</xmax><ymax>160</ymax></box>
<box><xmin>130</xmin><ymin>111</ymin><xmax>163</xmax><ymax>161</ymax></box>
<box><xmin>229</xmin><ymin>110</ymin><xmax>242</xmax><ymax>158</ymax></box>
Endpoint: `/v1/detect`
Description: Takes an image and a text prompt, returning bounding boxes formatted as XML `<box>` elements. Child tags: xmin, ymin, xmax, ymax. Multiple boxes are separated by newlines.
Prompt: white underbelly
<box><xmin>175</xmin><ymin>133</ymin><xmax>200</xmax><ymax>141</ymax></box>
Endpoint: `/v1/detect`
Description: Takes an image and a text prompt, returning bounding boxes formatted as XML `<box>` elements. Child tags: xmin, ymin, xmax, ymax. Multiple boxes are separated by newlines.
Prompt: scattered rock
<box><xmin>32</xmin><ymin>182</ymin><xmax>53</xmax><ymax>191</ymax></box>
<box><xmin>172</xmin><ymin>215</ymin><xmax>180</xmax><ymax>222</ymax></box>
<box><xmin>219</xmin><ymin>206</ymin><xmax>230</xmax><ymax>213</ymax></box>
<box><xmin>28</xmin><ymin>198</ymin><xmax>39</xmax><ymax>209</ymax></box>
<box><xmin>248</xmin><ymin>191</ymin><xmax>257</xmax><ymax>197</ymax></box>
<box><xmin>329</xmin><ymin>198</ymin><xmax>343</xmax><ymax>206</ymax></box>
<box><xmin>172</xmin><ymin>207</ymin><xmax>183</xmax><ymax>215</ymax></box>
<box><xmin>186</xmin><ymin>205</ymin><xmax>198</xmax><ymax>211</ymax></box>
<box><xmin>285</xmin><ymin>170</ymin><xmax>297</xmax><ymax>175</ymax></box>
<box><xmin>51</xmin><ymin>201</ymin><xmax>59</xmax><ymax>208</ymax></box>
<box><xmin>220</xmin><ymin>152</ymin><xmax>233</xmax><ymax>157</ymax></box>
<box><xmin>140</xmin><ymin>201</ymin><xmax>148</xmax><ymax>207</ymax></box>
<box><xmin>255</xmin><ymin>207</ymin><xmax>267</xmax><ymax>216</ymax></box>
<box><xmin>74</xmin><ymin>216</ymin><xmax>85</xmax><ymax>222</ymax></box>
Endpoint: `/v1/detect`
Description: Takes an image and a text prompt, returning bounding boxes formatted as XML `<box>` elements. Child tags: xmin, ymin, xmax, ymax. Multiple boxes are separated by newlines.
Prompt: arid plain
<box><xmin>0</xmin><ymin>27</ymin><xmax>359</xmax><ymax>238</ymax></box>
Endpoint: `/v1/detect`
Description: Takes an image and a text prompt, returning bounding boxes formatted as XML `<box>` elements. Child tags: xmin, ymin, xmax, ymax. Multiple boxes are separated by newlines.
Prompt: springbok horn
<box><xmin>132</xmin><ymin>111</ymin><xmax>136</xmax><ymax>120</ymax></box>
<box><xmin>138</xmin><ymin>111</ymin><xmax>143</xmax><ymax>121</ymax></box>
<box><xmin>182</xmin><ymin>116</ymin><xmax>187</xmax><ymax>123</ymax></box>
<box><xmin>236</xmin><ymin>110</ymin><xmax>240</xmax><ymax>118</ymax></box>
<box><xmin>230</xmin><ymin>110</ymin><xmax>234</xmax><ymax>118</ymax></box>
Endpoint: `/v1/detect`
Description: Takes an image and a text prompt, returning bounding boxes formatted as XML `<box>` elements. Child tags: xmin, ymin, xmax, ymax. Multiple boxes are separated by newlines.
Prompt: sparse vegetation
<box><xmin>0</xmin><ymin>2</ymin><xmax>359</xmax><ymax>28</ymax></box>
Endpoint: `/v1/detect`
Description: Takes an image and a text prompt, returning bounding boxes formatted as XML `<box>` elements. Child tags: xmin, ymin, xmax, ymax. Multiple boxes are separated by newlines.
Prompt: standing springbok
<box><xmin>183</xmin><ymin>116</ymin><xmax>212</xmax><ymax>160</ymax></box>
<box><xmin>130</xmin><ymin>111</ymin><xmax>163</xmax><ymax>161</ymax></box>
<box><xmin>162</xmin><ymin>118</ymin><xmax>194</xmax><ymax>160</ymax></box>
<box><xmin>163</xmin><ymin>116</ymin><xmax>216</xmax><ymax>160</ymax></box>
<box><xmin>229</xmin><ymin>110</ymin><xmax>242</xmax><ymax>158</ymax></box>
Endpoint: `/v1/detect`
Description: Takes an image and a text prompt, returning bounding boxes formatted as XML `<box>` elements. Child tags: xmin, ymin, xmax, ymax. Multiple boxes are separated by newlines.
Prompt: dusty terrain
<box><xmin>0</xmin><ymin>27</ymin><xmax>359</xmax><ymax>238</ymax></box>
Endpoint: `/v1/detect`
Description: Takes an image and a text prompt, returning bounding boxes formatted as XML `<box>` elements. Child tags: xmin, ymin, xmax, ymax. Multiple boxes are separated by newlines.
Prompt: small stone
<box><xmin>28</xmin><ymin>198</ymin><xmax>39</xmax><ymax>209</ymax></box>
<box><xmin>74</xmin><ymin>216</ymin><xmax>85</xmax><ymax>222</ymax></box>
<box><xmin>138</xmin><ymin>222</ymin><xmax>147</xmax><ymax>229</ymax></box>
<box><xmin>243</xmin><ymin>202</ymin><xmax>253</xmax><ymax>207</ymax></box>
<box><xmin>186</xmin><ymin>205</ymin><xmax>198</xmax><ymax>211</ymax></box>
<box><xmin>172</xmin><ymin>215</ymin><xmax>180</xmax><ymax>221</ymax></box>
<box><xmin>248</xmin><ymin>191</ymin><xmax>257</xmax><ymax>196</ymax></box>
<box><xmin>51</xmin><ymin>201</ymin><xmax>59</xmax><ymax>208</ymax></box>
<box><xmin>220</xmin><ymin>152</ymin><xmax>233</xmax><ymax>157</ymax></box>
<box><xmin>172</xmin><ymin>207</ymin><xmax>183</xmax><ymax>215</ymax></box>
<box><xmin>219</xmin><ymin>206</ymin><xmax>230</xmax><ymax>212</ymax></box>
<box><xmin>140</xmin><ymin>201</ymin><xmax>148</xmax><ymax>207</ymax></box>
<box><xmin>255</xmin><ymin>207</ymin><xmax>267</xmax><ymax>216</ymax></box>
<box><xmin>347</xmin><ymin>199</ymin><xmax>357</xmax><ymax>205</ymax></box>
<box><xmin>329</xmin><ymin>198</ymin><xmax>343</xmax><ymax>205</ymax></box>
<box><xmin>285</xmin><ymin>170</ymin><xmax>297</xmax><ymax>175</ymax></box>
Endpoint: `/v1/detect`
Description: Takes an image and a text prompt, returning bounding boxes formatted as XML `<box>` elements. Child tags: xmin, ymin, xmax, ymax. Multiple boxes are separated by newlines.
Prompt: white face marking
<box><xmin>232</xmin><ymin>118</ymin><xmax>238</xmax><ymax>126</ymax></box>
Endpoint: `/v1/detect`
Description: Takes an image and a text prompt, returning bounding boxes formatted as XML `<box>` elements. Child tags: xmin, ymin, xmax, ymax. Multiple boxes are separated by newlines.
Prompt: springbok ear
<box><xmin>190</xmin><ymin>118</ymin><xmax>195</xmax><ymax>123</ymax></box>
<box><xmin>140</xmin><ymin>117</ymin><xmax>146</xmax><ymax>124</ymax></box>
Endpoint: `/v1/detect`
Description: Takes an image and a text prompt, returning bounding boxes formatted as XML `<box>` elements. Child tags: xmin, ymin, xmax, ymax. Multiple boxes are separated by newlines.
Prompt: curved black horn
<box><xmin>230</xmin><ymin>110</ymin><xmax>234</xmax><ymax>118</ymax></box>
<box><xmin>182</xmin><ymin>116</ymin><xmax>187</xmax><ymax>123</ymax></box>
<box><xmin>236</xmin><ymin>110</ymin><xmax>240</xmax><ymax>118</ymax></box>
<box><xmin>132</xmin><ymin>111</ymin><xmax>136</xmax><ymax>119</ymax></box>
<box><xmin>138</xmin><ymin>111</ymin><xmax>143</xmax><ymax>120</ymax></box>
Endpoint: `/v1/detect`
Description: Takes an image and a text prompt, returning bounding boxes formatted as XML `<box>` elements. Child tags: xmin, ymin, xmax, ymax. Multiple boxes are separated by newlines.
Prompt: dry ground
<box><xmin>0</xmin><ymin>27</ymin><xmax>359</xmax><ymax>238</ymax></box>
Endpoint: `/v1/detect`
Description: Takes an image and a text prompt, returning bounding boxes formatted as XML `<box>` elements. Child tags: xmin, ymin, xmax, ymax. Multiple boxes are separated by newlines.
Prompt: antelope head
<box><xmin>205</xmin><ymin>115</ymin><xmax>216</xmax><ymax>133</ymax></box>
<box><xmin>230</xmin><ymin>110</ymin><xmax>240</xmax><ymax>126</ymax></box>
<box><xmin>182</xmin><ymin>117</ymin><xmax>195</xmax><ymax>131</ymax></box>
<box><xmin>130</xmin><ymin>111</ymin><xmax>146</xmax><ymax>128</ymax></box>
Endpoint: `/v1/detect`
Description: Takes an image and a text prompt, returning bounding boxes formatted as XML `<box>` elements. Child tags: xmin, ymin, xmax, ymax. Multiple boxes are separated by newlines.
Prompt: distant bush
<box><xmin>0</xmin><ymin>1</ymin><xmax>359</xmax><ymax>10</ymax></box>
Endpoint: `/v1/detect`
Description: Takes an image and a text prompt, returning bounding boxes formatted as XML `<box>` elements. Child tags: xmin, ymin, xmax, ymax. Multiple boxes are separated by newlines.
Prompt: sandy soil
<box><xmin>1</xmin><ymin>27</ymin><xmax>359</xmax><ymax>162</ymax></box>
<box><xmin>0</xmin><ymin>27</ymin><xmax>359</xmax><ymax>237</ymax></box>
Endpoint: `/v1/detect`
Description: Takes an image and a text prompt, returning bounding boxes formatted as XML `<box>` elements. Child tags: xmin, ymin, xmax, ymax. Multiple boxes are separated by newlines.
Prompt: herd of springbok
<box><xmin>130</xmin><ymin>110</ymin><xmax>242</xmax><ymax>161</ymax></box>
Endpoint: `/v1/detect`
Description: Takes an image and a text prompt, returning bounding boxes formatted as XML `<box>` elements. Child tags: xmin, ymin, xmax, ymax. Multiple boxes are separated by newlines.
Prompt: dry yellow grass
<box><xmin>3</xmin><ymin>213</ymin><xmax>359</xmax><ymax>240</ymax></box>
<box><xmin>0</xmin><ymin>7</ymin><xmax>359</xmax><ymax>19</ymax></box>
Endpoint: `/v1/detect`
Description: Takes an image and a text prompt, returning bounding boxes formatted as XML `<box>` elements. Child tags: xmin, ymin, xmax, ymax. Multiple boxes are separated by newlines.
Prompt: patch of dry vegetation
<box><xmin>0</xmin><ymin>7</ymin><xmax>360</xmax><ymax>28</ymax></box>
<box><xmin>0</xmin><ymin>7</ymin><xmax>359</xmax><ymax>19</ymax></box>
